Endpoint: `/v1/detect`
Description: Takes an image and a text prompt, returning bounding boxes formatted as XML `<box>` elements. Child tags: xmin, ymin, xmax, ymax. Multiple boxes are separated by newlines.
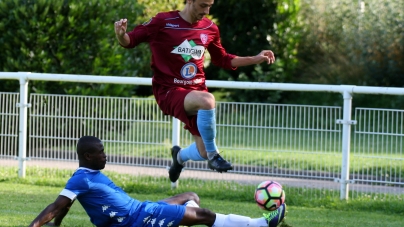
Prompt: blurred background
<box><xmin>1</xmin><ymin>0</ymin><xmax>402</xmax><ymax>107</ymax></box>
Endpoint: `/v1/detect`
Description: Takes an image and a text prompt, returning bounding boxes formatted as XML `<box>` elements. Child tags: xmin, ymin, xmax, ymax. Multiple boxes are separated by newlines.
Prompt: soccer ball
<box><xmin>254</xmin><ymin>180</ymin><xmax>285</xmax><ymax>211</ymax></box>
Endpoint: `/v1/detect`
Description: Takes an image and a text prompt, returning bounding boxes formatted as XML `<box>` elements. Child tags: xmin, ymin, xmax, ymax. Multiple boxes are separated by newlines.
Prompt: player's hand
<box><xmin>256</xmin><ymin>50</ymin><xmax>276</xmax><ymax>64</ymax></box>
<box><xmin>114</xmin><ymin>18</ymin><xmax>128</xmax><ymax>37</ymax></box>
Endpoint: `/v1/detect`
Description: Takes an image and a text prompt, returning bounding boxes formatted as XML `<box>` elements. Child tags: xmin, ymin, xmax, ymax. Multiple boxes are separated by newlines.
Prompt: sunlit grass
<box><xmin>0</xmin><ymin>167</ymin><xmax>403</xmax><ymax>227</ymax></box>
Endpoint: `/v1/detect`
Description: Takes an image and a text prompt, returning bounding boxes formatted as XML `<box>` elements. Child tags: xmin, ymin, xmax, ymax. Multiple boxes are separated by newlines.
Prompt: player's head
<box><xmin>185</xmin><ymin>0</ymin><xmax>214</xmax><ymax>22</ymax></box>
<box><xmin>77</xmin><ymin>136</ymin><xmax>107</xmax><ymax>170</ymax></box>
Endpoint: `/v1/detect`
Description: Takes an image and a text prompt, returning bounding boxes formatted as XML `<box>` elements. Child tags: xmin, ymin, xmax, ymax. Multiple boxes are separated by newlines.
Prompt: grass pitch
<box><xmin>0</xmin><ymin>167</ymin><xmax>403</xmax><ymax>227</ymax></box>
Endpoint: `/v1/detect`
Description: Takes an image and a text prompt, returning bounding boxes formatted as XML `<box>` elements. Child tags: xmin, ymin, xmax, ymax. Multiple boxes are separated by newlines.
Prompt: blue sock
<box><xmin>197</xmin><ymin>109</ymin><xmax>218</xmax><ymax>152</ymax></box>
<box><xmin>179</xmin><ymin>142</ymin><xmax>206</xmax><ymax>162</ymax></box>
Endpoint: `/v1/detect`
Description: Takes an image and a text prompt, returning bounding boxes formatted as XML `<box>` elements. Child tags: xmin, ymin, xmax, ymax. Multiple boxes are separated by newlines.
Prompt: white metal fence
<box><xmin>0</xmin><ymin>72</ymin><xmax>403</xmax><ymax>200</ymax></box>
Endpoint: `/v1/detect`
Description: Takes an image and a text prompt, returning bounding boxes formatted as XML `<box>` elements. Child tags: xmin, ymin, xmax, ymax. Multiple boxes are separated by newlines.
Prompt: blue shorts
<box><xmin>132</xmin><ymin>201</ymin><xmax>186</xmax><ymax>227</ymax></box>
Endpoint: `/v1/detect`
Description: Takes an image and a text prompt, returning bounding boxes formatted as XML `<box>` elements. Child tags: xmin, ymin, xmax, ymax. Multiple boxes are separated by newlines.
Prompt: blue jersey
<box><xmin>60</xmin><ymin>168</ymin><xmax>185</xmax><ymax>227</ymax></box>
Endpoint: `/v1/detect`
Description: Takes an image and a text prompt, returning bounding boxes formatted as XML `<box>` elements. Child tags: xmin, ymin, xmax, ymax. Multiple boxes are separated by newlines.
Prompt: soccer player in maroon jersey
<box><xmin>114</xmin><ymin>0</ymin><xmax>276</xmax><ymax>183</ymax></box>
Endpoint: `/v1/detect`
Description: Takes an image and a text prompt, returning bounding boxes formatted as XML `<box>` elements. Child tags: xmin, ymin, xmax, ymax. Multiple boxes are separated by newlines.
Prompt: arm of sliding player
<box><xmin>29</xmin><ymin>195</ymin><xmax>74</xmax><ymax>227</ymax></box>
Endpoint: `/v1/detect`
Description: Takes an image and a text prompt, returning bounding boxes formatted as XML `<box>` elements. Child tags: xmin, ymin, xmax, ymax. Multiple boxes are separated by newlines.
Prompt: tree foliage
<box><xmin>0</xmin><ymin>0</ymin><xmax>138</xmax><ymax>95</ymax></box>
<box><xmin>1</xmin><ymin>0</ymin><xmax>402</xmax><ymax>107</ymax></box>
<box><xmin>290</xmin><ymin>0</ymin><xmax>404</xmax><ymax>107</ymax></box>
<box><xmin>207</xmin><ymin>0</ymin><xmax>301</xmax><ymax>103</ymax></box>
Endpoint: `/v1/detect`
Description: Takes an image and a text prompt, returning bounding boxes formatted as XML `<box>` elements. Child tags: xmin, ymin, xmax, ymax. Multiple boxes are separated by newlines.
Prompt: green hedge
<box><xmin>3</xmin><ymin>1</ymin><xmax>401</xmax><ymax>107</ymax></box>
<box><xmin>207</xmin><ymin>0</ymin><xmax>301</xmax><ymax>103</ymax></box>
<box><xmin>1</xmin><ymin>0</ymin><xmax>298</xmax><ymax>100</ymax></box>
<box><xmin>0</xmin><ymin>0</ymin><xmax>182</xmax><ymax>96</ymax></box>
<box><xmin>285</xmin><ymin>0</ymin><xmax>404</xmax><ymax>108</ymax></box>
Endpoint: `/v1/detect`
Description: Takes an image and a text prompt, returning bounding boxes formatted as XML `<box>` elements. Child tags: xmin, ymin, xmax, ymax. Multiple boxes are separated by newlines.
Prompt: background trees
<box><xmin>292</xmin><ymin>0</ymin><xmax>404</xmax><ymax>107</ymax></box>
<box><xmin>207</xmin><ymin>0</ymin><xmax>300</xmax><ymax>103</ymax></box>
<box><xmin>0</xmin><ymin>0</ymin><xmax>403</xmax><ymax>107</ymax></box>
<box><xmin>0</xmin><ymin>0</ymin><xmax>140</xmax><ymax>96</ymax></box>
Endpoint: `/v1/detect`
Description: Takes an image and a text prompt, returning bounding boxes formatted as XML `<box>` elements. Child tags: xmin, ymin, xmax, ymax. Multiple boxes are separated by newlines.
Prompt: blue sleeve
<box><xmin>65</xmin><ymin>173</ymin><xmax>89</xmax><ymax>196</ymax></box>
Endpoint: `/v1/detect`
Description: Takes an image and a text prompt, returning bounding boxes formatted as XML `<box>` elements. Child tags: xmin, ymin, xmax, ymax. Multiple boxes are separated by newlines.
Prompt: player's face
<box><xmin>190</xmin><ymin>0</ymin><xmax>214</xmax><ymax>21</ymax></box>
<box><xmin>88</xmin><ymin>142</ymin><xmax>107</xmax><ymax>170</ymax></box>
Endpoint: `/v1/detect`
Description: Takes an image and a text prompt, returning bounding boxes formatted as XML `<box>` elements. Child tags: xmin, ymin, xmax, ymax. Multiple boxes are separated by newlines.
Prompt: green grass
<box><xmin>0</xmin><ymin>167</ymin><xmax>403</xmax><ymax>227</ymax></box>
<box><xmin>29</xmin><ymin>115</ymin><xmax>404</xmax><ymax>180</ymax></box>
<box><xmin>36</xmin><ymin>142</ymin><xmax>403</xmax><ymax>179</ymax></box>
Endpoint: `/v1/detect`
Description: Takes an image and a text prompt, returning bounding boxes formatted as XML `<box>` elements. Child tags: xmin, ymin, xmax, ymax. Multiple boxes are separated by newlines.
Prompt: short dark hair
<box><xmin>76</xmin><ymin>136</ymin><xmax>101</xmax><ymax>157</ymax></box>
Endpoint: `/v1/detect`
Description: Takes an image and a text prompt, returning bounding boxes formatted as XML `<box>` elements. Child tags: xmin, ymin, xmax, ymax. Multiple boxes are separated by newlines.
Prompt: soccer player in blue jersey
<box><xmin>29</xmin><ymin>136</ymin><xmax>286</xmax><ymax>227</ymax></box>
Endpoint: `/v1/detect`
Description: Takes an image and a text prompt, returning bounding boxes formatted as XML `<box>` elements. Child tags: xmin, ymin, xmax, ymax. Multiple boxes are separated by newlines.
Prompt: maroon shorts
<box><xmin>153</xmin><ymin>84</ymin><xmax>207</xmax><ymax>136</ymax></box>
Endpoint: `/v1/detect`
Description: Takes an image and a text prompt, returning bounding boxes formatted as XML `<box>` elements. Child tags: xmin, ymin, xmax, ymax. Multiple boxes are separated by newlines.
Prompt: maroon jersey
<box><xmin>124</xmin><ymin>11</ymin><xmax>237</xmax><ymax>90</ymax></box>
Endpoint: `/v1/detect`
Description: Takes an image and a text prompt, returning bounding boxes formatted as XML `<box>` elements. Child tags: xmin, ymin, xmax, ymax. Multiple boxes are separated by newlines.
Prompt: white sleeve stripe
<box><xmin>60</xmin><ymin>189</ymin><xmax>77</xmax><ymax>200</ymax></box>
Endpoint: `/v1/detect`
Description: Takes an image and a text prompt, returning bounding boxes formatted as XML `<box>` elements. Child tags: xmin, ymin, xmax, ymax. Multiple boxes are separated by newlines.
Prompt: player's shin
<box><xmin>197</xmin><ymin>109</ymin><xmax>218</xmax><ymax>159</ymax></box>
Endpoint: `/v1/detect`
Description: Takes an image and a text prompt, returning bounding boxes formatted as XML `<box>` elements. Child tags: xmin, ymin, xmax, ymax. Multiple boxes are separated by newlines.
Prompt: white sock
<box><xmin>213</xmin><ymin>213</ymin><xmax>268</xmax><ymax>227</ymax></box>
<box><xmin>176</xmin><ymin>149</ymin><xmax>185</xmax><ymax>165</ymax></box>
<box><xmin>207</xmin><ymin>150</ymin><xmax>219</xmax><ymax>160</ymax></box>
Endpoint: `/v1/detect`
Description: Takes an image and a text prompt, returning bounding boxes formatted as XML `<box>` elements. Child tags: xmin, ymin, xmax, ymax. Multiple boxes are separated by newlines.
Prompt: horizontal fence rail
<box><xmin>1</xmin><ymin>72</ymin><xmax>403</xmax><ymax>200</ymax></box>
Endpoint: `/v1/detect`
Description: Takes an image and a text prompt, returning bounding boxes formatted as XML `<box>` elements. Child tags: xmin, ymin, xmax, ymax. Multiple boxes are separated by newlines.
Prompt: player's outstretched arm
<box><xmin>51</xmin><ymin>199</ymin><xmax>75</xmax><ymax>226</ymax></box>
<box><xmin>114</xmin><ymin>18</ymin><xmax>131</xmax><ymax>47</ymax></box>
<box><xmin>231</xmin><ymin>50</ymin><xmax>276</xmax><ymax>67</ymax></box>
<box><xmin>29</xmin><ymin>195</ymin><xmax>73</xmax><ymax>227</ymax></box>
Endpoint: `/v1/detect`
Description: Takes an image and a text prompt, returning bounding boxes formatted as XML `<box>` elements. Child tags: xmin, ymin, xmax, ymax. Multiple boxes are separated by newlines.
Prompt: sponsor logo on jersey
<box><xmin>200</xmin><ymin>34</ymin><xmax>208</xmax><ymax>44</ymax></box>
<box><xmin>180</xmin><ymin>62</ymin><xmax>197</xmax><ymax>80</ymax></box>
<box><xmin>166</xmin><ymin>23</ymin><xmax>179</xmax><ymax>28</ymax></box>
<box><xmin>174</xmin><ymin>77</ymin><xmax>204</xmax><ymax>85</ymax></box>
<box><xmin>171</xmin><ymin>39</ymin><xmax>205</xmax><ymax>62</ymax></box>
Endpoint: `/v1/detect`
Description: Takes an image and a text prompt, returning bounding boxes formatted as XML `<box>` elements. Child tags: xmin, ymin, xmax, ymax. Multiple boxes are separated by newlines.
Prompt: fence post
<box><xmin>338</xmin><ymin>90</ymin><xmax>354</xmax><ymax>200</ymax></box>
<box><xmin>172</xmin><ymin>117</ymin><xmax>181</xmax><ymax>146</ymax></box>
<box><xmin>17</xmin><ymin>73</ymin><xmax>31</xmax><ymax>178</ymax></box>
<box><xmin>170</xmin><ymin>117</ymin><xmax>181</xmax><ymax>188</ymax></box>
